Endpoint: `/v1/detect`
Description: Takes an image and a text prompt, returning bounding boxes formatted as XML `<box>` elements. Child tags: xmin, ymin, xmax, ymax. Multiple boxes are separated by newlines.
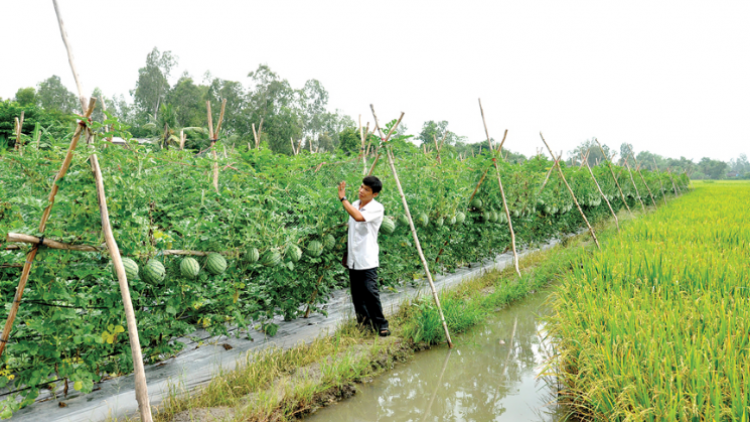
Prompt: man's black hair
<box><xmin>363</xmin><ymin>176</ymin><xmax>383</xmax><ymax>194</ymax></box>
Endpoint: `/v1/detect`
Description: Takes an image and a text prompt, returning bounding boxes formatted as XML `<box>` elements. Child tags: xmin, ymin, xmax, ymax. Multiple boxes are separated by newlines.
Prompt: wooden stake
<box><xmin>366</xmin><ymin>108</ymin><xmax>403</xmax><ymax>176</ymax></box>
<box><xmin>214</xmin><ymin>99</ymin><xmax>227</xmax><ymax>137</ymax></box>
<box><xmin>631</xmin><ymin>154</ymin><xmax>657</xmax><ymax>207</ymax></box>
<box><xmin>623</xmin><ymin>156</ymin><xmax>646</xmax><ymax>212</ymax></box>
<box><xmin>362</xmin><ymin>122</ymin><xmax>370</xmax><ymax>175</ymax></box>
<box><xmin>252</xmin><ymin>123</ymin><xmax>259</xmax><ymax>149</ymax></box>
<box><xmin>52</xmin><ymin>0</ymin><xmax>87</xmax><ymax>113</ymax></box>
<box><xmin>290</xmin><ymin>137</ymin><xmax>297</xmax><ymax>155</ymax></box>
<box><xmin>90</xmin><ymin>154</ymin><xmax>152</xmax><ymax>422</ymax></box>
<box><xmin>540</xmin><ymin>132</ymin><xmax>600</xmax><ymax>249</ymax></box>
<box><xmin>468</xmin><ymin>168</ymin><xmax>490</xmax><ymax>204</ymax></box>
<box><xmin>583</xmin><ymin>149</ymin><xmax>619</xmax><ymax>232</ymax></box>
<box><xmin>6</xmin><ymin>233</ymin><xmax>100</xmax><ymax>252</ymax></box>
<box><xmin>477</xmin><ymin>102</ymin><xmax>520</xmax><ymax>275</ymax></box>
<box><xmin>652</xmin><ymin>158</ymin><xmax>668</xmax><ymax>206</ymax></box>
<box><xmin>179</xmin><ymin>129</ymin><xmax>185</xmax><ymax>150</ymax></box>
<box><xmin>539</xmin><ymin>151</ymin><xmax>563</xmax><ymax>192</ymax></box>
<box><xmin>257</xmin><ymin>118</ymin><xmax>264</xmax><ymax>147</ymax></box>
<box><xmin>0</xmin><ymin>98</ymin><xmax>96</xmax><ymax>361</ymax></box>
<box><xmin>14</xmin><ymin>114</ymin><xmax>24</xmax><ymax>153</ymax></box>
<box><xmin>207</xmin><ymin>101</ymin><xmax>219</xmax><ymax>193</ymax></box>
<box><xmin>595</xmin><ymin>139</ymin><xmax>633</xmax><ymax>216</ymax></box>
<box><xmin>667</xmin><ymin>168</ymin><xmax>680</xmax><ymax>196</ymax></box>
<box><xmin>433</xmin><ymin>135</ymin><xmax>441</xmax><ymax>164</ymax></box>
<box><xmin>478</xmin><ymin>98</ymin><xmax>493</xmax><ymax>151</ymax></box>
<box><xmin>371</xmin><ymin>107</ymin><xmax>452</xmax><ymax>348</ymax></box>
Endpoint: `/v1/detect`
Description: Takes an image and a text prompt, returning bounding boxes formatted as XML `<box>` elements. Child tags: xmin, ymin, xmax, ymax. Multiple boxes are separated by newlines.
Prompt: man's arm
<box><xmin>338</xmin><ymin>182</ymin><xmax>365</xmax><ymax>221</ymax></box>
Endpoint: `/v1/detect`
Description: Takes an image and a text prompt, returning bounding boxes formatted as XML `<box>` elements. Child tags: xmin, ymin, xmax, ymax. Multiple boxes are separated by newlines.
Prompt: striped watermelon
<box><xmin>113</xmin><ymin>257</ymin><xmax>139</xmax><ymax>281</ymax></box>
<box><xmin>206</xmin><ymin>253</ymin><xmax>227</xmax><ymax>275</ymax></box>
<box><xmin>380</xmin><ymin>217</ymin><xmax>395</xmax><ymax>234</ymax></box>
<box><xmin>244</xmin><ymin>248</ymin><xmax>260</xmax><ymax>263</ymax></box>
<box><xmin>261</xmin><ymin>250</ymin><xmax>282</xmax><ymax>267</ymax></box>
<box><xmin>180</xmin><ymin>257</ymin><xmax>200</xmax><ymax>279</ymax></box>
<box><xmin>306</xmin><ymin>241</ymin><xmax>324</xmax><ymax>257</ymax></box>
<box><xmin>323</xmin><ymin>234</ymin><xmax>336</xmax><ymax>250</ymax></box>
<box><xmin>455</xmin><ymin>212</ymin><xmax>466</xmax><ymax>224</ymax></box>
<box><xmin>417</xmin><ymin>213</ymin><xmax>429</xmax><ymax>227</ymax></box>
<box><xmin>287</xmin><ymin>244</ymin><xmax>302</xmax><ymax>262</ymax></box>
<box><xmin>142</xmin><ymin>259</ymin><xmax>166</xmax><ymax>284</ymax></box>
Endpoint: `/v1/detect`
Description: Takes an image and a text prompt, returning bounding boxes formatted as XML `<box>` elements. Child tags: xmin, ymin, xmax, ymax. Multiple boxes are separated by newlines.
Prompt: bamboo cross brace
<box><xmin>90</xmin><ymin>154</ymin><xmax>152</xmax><ymax>422</ymax></box>
<box><xmin>359</xmin><ymin>115</ymin><xmax>365</xmax><ymax>174</ymax></box>
<box><xmin>539</xmin><ymin>151</ymin><xmax>563</xmax><ymax>192</ymax></box>
<box><xmin>667</xmin><ymin>168</ymin><xmax>680</xmax><ymax>195</ymax></box>
<box><xmin>290</xmin><ymin>137</ymin><xmax>297</xmax><ymax>155</ymax></box>
<box><xmin>478</xmin><ymin>98</ymin><xmax>493</xmax><ymax>151</ymax></box>
<box><xmin>366</xmin><ymin>107</ymin><xmax>403</xmax><ymax>176</ymax></box>
<box><xmin>14</xmin><ymin>112</ymin><xmax>24</xmax><ymax>152</ymax></box>
<box><xmin>432</xmin><ymin>135</ymin><xmax>441</xmax><ymax>164</ymax></box>
<box><xmin>252</xmin><ymin>123</ymin><xmax>259</xmax><ymax>149</ymax></box>
<box><xmin>540</xmin><ymin>132</ymin><xmax>600</xmax><ymax>249</ymax></box>
<box><xmin>371</xmin><ymin>107</ymin><xmax>452</xmax><ymax>348</ymax></box>
<box><xmin>477</xmin><ymin>101</ymin><xmax>520</xmax><ymax>275</ymax></box>
<box><xmin>584</xmin><ymin>149</ymin><xmax>619</xmax><ymax>232</ymax></box>
<box><xmin>622</xmin><ymin>156</ymin><xmax>646</xmax><ymax>212</ymax></box>
<box><xmin>631</xmin><ymin>153</ymin><xmax>657</xmax><ymax>207</ymax></box>
<box><xmin>595</xmin><ymin>139</ymin><xmax>633</xmax><ymax>216</ymax></box>
<box><xmin>6</xmin><ymin>233</ymin><xmax>100</xmax><ymax>252</ymax></box>
<box><xmin>468</xmin><ymin>168</ymin><xmax>490</xmax><ymax>204</ymax></box>
<box><xmin>0</xmin><ymin>98</ymin><xmax>96</xmax><ymax>360</ymax></box>
<box><xmin>653</xmin><ymin>158</ymin><xmax>668</xmax><ymax>205</ymax></box>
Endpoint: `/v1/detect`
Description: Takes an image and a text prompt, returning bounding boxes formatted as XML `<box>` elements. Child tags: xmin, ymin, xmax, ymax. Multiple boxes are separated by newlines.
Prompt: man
<box><xmin>338</xmin><ymin>176</ymin><xmax>390</xmax><ymax>337</ymax></box>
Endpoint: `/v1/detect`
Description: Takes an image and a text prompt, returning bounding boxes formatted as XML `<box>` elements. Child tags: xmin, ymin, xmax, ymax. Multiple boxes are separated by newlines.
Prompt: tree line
<box><xmin>1</xmin><ymin>47</ymin><xmax>747</xmax><ymax>179</ymax></box>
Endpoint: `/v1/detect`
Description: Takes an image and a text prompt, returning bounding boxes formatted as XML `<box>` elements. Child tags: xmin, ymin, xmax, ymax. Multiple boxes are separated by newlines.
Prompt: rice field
<box><xmin>549</xmin><ymin>181</ymin><xmax>750</xmax><ymax>421</ymax></box>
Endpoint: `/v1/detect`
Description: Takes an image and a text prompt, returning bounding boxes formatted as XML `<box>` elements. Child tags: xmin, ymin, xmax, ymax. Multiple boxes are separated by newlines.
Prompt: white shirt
<box><xmin>347</xmin><ymin>199</ymin><xmax>384</xmax><ymax>270</ymax></box>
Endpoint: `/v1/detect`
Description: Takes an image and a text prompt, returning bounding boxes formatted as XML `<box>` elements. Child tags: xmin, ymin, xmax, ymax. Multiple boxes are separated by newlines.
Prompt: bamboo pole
<box><xmin>371</xmin><ymin>106</ymin><xmax>452</xmax><ymax>348</ymax></box>
<box><xmin>361</xmin><ymin>122</ymin><xmax>370</xmax><ymax>175</ymax></box>
<box><xmin>366</xmin><ymin>111</ymin><xmax>403</xmax><ymax>176</ymax></box>
<box><xmin>623</xmin><ymin>156</ymin><xmax>646</xmax><ymax>212</ymax></box>
<box><xmin>595</xmin><ymin>139</ymin><xmax>633</xmax><ymax>216</ymax></box>
<box><xmin>14</xmin><ymin>113</ymin><xmax>24</xmax><ymax>153</ymax></box>
<box><xmin>630</xmin><ymin>154</ymin><xmax>657</xmax><ymax>207</ymax></box>
<box><xmin>477</xmin><ymin>102</ymin><xmax>520</xmax><ymax>275</ymax></box>
<box><xmin>214</xmin><ymin>99</ymin><xmax>227</xmax><ymax>137</ymax></box>
<box><xmin>653</xmin><ymin>158</ymin><xmax>668</xmax><ymax>206</ymax></box>
<box><xmin>539</xmin><ymin>151</ymin><xmax>562</xmax><ymax>192</ymax></box>
<box><xmin>257</xmin><ymin>118</ymin><xmax>263</xmax><ymax>147</ymax></box>
<box><xmin>667</xmin><ymin>168</ymin><xmax>680</xmax><ymax>195</ymax></box>
<box><xmin>0</xmin><ymin>98</ymin><xmax>96</xmax><ymax>360</ymax></box>
<box><xmin>478</xmin><ymin>98</ymin><xmax>493</xmax><ymax>151</ymax></box>
<box><xmin>90</xmin><ymin>154</ymin><xmax>152</xmax><ymax>422</ymax></box>
<box><xmin>540</xmin><ymin>132</ymin><xmax>600</xmax><ymax>249</ymax></box>
<box><xmin>206</xmin><ymin>101</ymin><xmax>221</xmax><ymax>193</ymax></box>
<box><xmin>6</xmin><ymin>233</ymin><xmax>100</xmax><ymax>252</ymax></box>
<box><xmin>252</xmin><ymin>123</ymin><xmax>259</xmax><ymax>149</ymax></box>
<box><xmin>290</xmin><ymin>137</ymin><xmax>297</xmax><ymax>155</ymax></box>
<box><xmin>468</xmin><ymin>168</ymin><xmax>490</xmax><ymax>204</ymax></box>
<box><xmin>583</xmin><ymin>149</ymin><xmax>619</xmax><ymax>232</ymax></box>
<box><xmin>180</xmin><ymin>129</ymin><xmax>185</xmax><ymax>150</ymax></box>
<box><xmin>52</xmin><ymin>0</ymin><xmax>87</xmax><ymax>113</ymax></box>
<box><xmin>432</xmin><ymin>135</ymin><xmax>441</xmax><ymax>164</ymax></box>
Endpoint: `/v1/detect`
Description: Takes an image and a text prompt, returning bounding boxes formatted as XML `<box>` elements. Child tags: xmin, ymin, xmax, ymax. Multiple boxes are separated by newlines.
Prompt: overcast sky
<box><xmin>3</xmin><ymin>1</ymin><xmax>748</xmax><ymax>161</ymax></box>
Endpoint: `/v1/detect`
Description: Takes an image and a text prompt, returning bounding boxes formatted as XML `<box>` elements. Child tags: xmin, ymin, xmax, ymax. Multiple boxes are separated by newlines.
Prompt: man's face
<box><xmin>359</xmin><ymin>184</ymin><xmax>378</xmax><ymax>202</ymax></box>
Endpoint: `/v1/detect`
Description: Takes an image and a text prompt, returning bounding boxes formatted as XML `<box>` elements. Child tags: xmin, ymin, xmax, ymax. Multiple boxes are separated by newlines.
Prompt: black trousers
<box><xmin>349</xmin><ymin>268</ymin><xmax>388</xmax><ymax>331</ymax></box>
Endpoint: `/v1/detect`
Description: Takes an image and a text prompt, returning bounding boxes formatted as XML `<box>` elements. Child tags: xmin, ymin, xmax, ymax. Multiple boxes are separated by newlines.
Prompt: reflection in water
<box><xmin>304</xmin><ymin>289</ymin><xmax>565</xmax><ymax>422</ymax></box>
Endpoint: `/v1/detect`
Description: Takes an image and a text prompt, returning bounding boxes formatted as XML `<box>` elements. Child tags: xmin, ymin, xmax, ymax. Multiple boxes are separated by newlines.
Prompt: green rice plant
<box><xmin>547</xmin><ymin>181</ymin><xmax>750</xmax><ymax>421</ymax></box>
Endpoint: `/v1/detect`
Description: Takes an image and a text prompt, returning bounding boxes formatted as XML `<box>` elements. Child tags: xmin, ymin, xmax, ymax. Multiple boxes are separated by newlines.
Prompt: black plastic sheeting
<box><xmin>13</xmin><ymin>238</ymin><xmax>562</xmax><ymax>422</ymax></box>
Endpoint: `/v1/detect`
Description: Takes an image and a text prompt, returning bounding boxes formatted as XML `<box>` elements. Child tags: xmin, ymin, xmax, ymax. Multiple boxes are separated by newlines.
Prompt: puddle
<box><xmin>304</xmin><ymin>288</ymin><xmax>566</xmax><ymax>422</ymax></box>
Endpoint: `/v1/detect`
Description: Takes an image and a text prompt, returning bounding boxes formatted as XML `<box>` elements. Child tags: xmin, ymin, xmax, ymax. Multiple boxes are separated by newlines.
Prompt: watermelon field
<box><xmin>548</xmin><ymin>180</ymin><xmax>750</xmax><ymax>420</ymax></box>
<box><xmin>0</xmin><ymin>119</ymin><xmax>687</xmax><ymax>417</ymax></box>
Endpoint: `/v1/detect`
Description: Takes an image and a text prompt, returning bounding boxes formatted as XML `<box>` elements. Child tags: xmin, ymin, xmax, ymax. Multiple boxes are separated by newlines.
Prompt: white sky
<box><xmin>3</xmin><ymin>0</ymin><xmax>749</xmax><ymax>162</ymax></box>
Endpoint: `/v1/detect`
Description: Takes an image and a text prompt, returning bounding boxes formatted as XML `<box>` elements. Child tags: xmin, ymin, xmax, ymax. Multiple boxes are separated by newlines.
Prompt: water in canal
<box><xmin>304</xmin><ymin>287</ymin><xmax>566</xmax><ymax>422</ymax></box>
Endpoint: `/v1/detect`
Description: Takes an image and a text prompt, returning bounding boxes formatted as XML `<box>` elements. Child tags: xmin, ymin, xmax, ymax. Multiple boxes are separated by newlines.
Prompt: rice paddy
<box><xmin>549</xmin><ymin>181</ymin><xmax>750</xmax><ymax>421</ymax></box>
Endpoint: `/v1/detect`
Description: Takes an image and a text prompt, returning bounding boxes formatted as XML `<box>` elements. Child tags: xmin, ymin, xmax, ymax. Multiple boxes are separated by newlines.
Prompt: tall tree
<box><xmin>37</xmin><ymin>75</ymin><xmax>77</xmax><ymax>113</ymax></box>
<box><xmin>132</xmin><ymin>47</ymin><xmax>178</xmax><ymax>121</ymax></box>
<box><xmin>167</xmin><ymin>74</ymin><xmax>207</xmax><ymax>128</ymax></box>
<box><xmin>14</xmin><ymin>88</ymin><xmax>37</xmax><ymax>107</ymax></box>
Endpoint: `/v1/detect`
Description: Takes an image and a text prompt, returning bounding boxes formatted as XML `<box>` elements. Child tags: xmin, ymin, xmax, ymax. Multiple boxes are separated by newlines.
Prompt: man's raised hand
<box><xmin>338</xmin><ymin>181</ymin><xmax>346</xmax><ymax>200</ymax></box>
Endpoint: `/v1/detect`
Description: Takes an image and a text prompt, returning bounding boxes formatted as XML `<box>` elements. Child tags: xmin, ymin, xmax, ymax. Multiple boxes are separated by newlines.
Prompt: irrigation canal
<box><xmin>304</xmin><ymin>287</ymin><xmax>566</xmax><ymax>422</ymax></box>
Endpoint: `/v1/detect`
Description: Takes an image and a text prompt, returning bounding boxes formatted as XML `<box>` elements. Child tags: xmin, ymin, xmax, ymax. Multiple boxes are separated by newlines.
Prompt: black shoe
<box><xmin>379</xmin><ymin>328</ymin><xmax>391</xmax><ymax>337</ymax></box>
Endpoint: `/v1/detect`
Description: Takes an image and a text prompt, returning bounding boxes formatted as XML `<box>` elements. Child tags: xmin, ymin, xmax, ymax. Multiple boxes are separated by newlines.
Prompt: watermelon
<box><xmin>113</xmin><ymin>257</ymin><xmax>139</xmax><ymax>281</ymax></box>
<box><xmin>455</xmin><ymin>212</ymin><xmax>466</xmax><ymax>224</ymax></box>
<box><xmin>244</xmin><ymin>248</ymin><xmax>260</xmax><ymax>263</ymax></box>
<box><xmin>398</xmin><ymin>214</ymin><xmax>409</xmax><ymax>226</ymax></box>
<box><xmin>261</xmin><ymin>250</ymin><xmax>282</xmax><ymax>267</ymax></box>
<box><xmin>287</xmin><ymin>244</ymin><xmax>302</xmax><ymax>262</ymax></box>
<box><xmin>489</xmin><ymin>210</ymin><xmax>498</xmax><ymax>222</ymax></box>
<box><xmin>206</xmin><ymin>253</ymin><xmax>227</xmax><ymax>275</ymax></box>
<box><xmin>471</xmin><ymin>198</ymin><xmax>483</xmax><ymax>209</ymax></box>
<box><xmin>499</xmin><ymin>212</ymin><xmax>508</xmax><ymax>223</ymax></box>
<box><xmin>436</xmin><ymin>217</ymin><xmax>444</xmax><ymax>227</ymax></box>
<box><xmin>306</xmin><ymin>241</ymin><xmax>324</xmax><ymax>257</ymax></box>
<box><xmin>482</xmin><ymin>211</ymin><xmax>491</xmax><ymax>222</ymax></box>
<box><xmin>417</xmin><ymin>212</ymin><xmax>429</xmax><ymax>227</ymax></box>
<box><xmin>142</xmin><ymin>259</ymin><xmax>166</xmax><ymax>284</ymax></box>
<box><xmin>180</xmin><ymin>257</ymin><xmax>200</xmax><ymax>279</ymax></box>
<box><xmin>380</xmin><ymin>217</ymin><xmax>396</xmax><ymax>234</ymax></box>
<box><xmin>323</xmin><ymin>234</ymin><xmax>336</xmax><ymax>250</ymax></box>
<box><xmin>448</xmin><ymin>215</ymin><xmax>457</xmax><ymax>226</ymax></box>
